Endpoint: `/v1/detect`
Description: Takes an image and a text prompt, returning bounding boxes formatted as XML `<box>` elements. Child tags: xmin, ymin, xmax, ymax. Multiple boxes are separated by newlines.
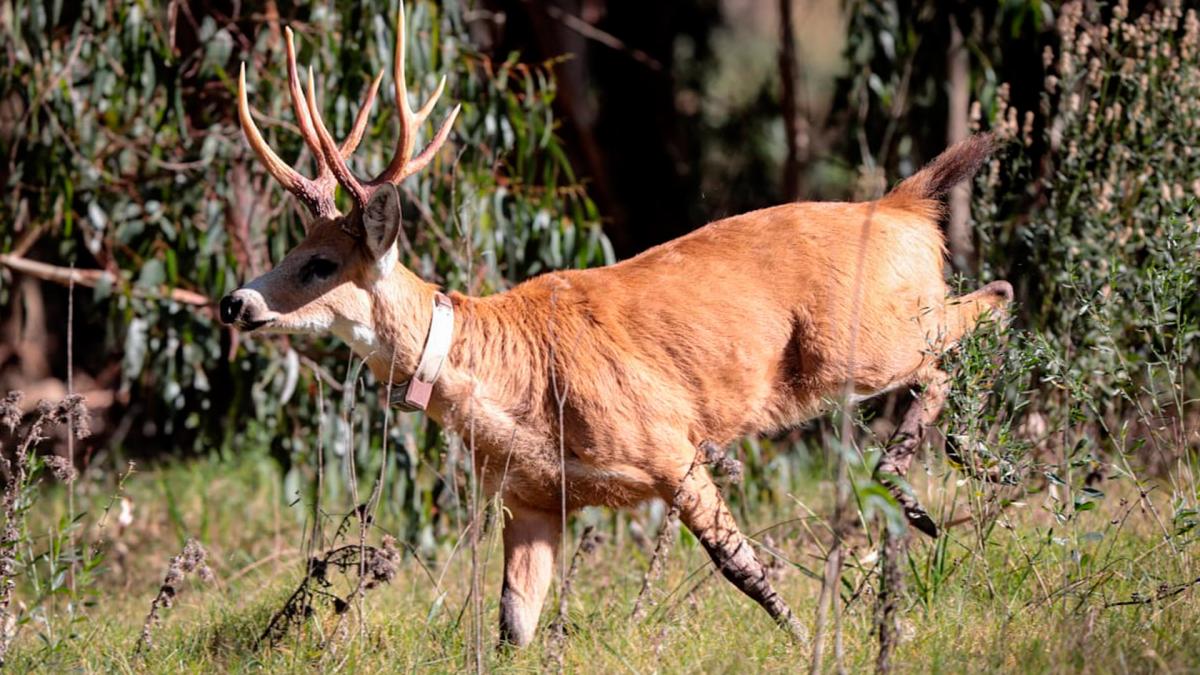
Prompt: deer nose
<box><xmin>219</xmin><ymin>293</ymin><xmax>244</xmax><ymax>325</ymax></box>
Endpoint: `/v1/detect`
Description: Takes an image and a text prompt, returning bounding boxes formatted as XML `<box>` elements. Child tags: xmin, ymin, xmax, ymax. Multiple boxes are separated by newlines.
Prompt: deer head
<box><xmin>219</xmin><ymin>2</ymin><xmax>459</xmax><ymax>362</ymax></box>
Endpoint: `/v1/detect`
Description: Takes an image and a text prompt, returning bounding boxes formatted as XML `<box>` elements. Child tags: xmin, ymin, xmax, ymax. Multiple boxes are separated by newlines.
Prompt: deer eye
<box><xmin>300</xmin><ymin>256</ymin><xmax>338</xmax><ymax>284</ymax></box>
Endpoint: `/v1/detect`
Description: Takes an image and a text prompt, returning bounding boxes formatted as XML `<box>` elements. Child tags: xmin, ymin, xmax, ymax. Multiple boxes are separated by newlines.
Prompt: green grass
<box><xmin>7</xmin><ymin>453</ymin><xmax>1200</xmax><ymax>673</ymax></box>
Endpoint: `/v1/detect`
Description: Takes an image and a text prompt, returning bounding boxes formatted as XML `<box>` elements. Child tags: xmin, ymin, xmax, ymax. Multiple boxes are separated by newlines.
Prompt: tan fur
<box><xmin>224</xmin><ymin>70</ymin><xmax>1010</xmax><ymax>643</ymax></box>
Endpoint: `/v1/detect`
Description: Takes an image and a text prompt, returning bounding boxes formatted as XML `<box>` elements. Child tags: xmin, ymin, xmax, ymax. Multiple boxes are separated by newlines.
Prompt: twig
<box><xmin>66</xmin><ymin>265</ymin><xmax>77</xmax><ymax>597</ymax></box>
<box><xmin>632</xmin><ymin>440</ymin><xmax>744</xmax><ymax>621</ymax></box>
<box><xmin>1104</xmin><ymin>576</ymin><xmax>1200</xmax><ymax>609</ymax></box>
<box><xmin>874</xmin><ymin>527</ymin><xmax>907</xmax><ymax>674</ymax></box>
<box><xmin>631</xmin><ymin>502</ymin><xmax>681</xmax><ymax>621</ymax></box>
<box><xmin>814</xmin><ymin>159</ymin><xmax>885</xmax><ymax>675</ymax></box>
<box><xmin>255</xmin><ymin>538</ymin><xmax>399</xmax><ymax>649</ymax></box>
<box><xmin>539</xmin><ymin>4</ymin><xmax>662</xmax><ymax>71</ymax></box>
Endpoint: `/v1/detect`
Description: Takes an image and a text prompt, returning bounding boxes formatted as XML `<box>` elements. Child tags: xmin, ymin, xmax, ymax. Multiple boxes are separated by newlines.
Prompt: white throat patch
<box><xmin>332</xmin><ymin>317</ymin><xmax>379</xmax><ymax>356</ymax></box>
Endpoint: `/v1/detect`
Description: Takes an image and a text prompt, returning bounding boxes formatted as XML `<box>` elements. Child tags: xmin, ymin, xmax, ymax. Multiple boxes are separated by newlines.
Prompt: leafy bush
<box><xmin>971</xmin><ymin>0</ymin><xmax>1199</xmax><ymax>459</ymax></box>
<box><xmin>922</xmin><ymin>1</ymin><xmax>1200</xmax><ymax>602</ymax></box>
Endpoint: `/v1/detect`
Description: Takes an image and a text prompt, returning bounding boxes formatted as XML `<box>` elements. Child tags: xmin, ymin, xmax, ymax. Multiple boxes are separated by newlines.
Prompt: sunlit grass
<box><xmin>8</xmin><ymin>452</ymin><xmax>1198</xmax><ymax>673</ymax></box>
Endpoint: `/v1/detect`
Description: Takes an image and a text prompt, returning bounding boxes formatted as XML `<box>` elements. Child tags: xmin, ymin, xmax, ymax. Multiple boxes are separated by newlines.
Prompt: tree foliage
<box><xmin>0</xmin><ymin>0</ymin><xmax>611</xmax><ymax>535</ymax></box>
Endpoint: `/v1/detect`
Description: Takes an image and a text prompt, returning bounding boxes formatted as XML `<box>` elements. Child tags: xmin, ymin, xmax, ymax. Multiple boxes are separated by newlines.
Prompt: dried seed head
<box><xmin>580</xmin><ymin>529</ymin><xmax>607</xmax><ymax>555</ymax></box>
<box><xmin>137</xmin><ymin>538</ymin><xmax>214</xmax><ymax>654</ymax></box>
<box><xmin>0</xmin><ymin>392</ymin><xmax>22</xmax><ymax>433</ymax></box>
<box><xmin>364</xmin><ymin>536</ymin><xmax>400</xmax><ymax>589</ymax></box>
<box><xmin>699</xmin><ymin>440</ymin><xmax>745</xmax><ymax>484</ymax></box>
<box><xmin>44</xmin><ymin>455</ymin><xmax>78</xmax><ymax>483</ymax></box>
<box><xmin>180</xmin><ymin>538</ymin><xmax>214</xmax><ymax>582</ymax></box>
<box><xmin>42</xmin><ymin>394</ymin><xmax>91</xmax><ymax>439</ymax></box>
<box><xmin>61</xmin><ymin>394</ymin><xmax>91</xmax><ymax>440</ymax></box>
<box><xmin>309</xmin><ymin>556</ymin><xmax>329</xmax><ymax>582</ymax></box>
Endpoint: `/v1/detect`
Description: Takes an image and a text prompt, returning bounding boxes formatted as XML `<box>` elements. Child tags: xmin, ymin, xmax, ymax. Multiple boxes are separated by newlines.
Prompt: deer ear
<box><xmin>362</xmin><ymin>185</ymin><xmax>402</xmax><ymax>260</ymax></box>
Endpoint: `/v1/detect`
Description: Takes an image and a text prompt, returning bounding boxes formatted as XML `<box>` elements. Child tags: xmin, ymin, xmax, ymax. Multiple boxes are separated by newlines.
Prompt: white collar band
<box><xmin>390</xmin><ymin>292</ymin><xmax>454</xmax><ymax>412</ymax></box>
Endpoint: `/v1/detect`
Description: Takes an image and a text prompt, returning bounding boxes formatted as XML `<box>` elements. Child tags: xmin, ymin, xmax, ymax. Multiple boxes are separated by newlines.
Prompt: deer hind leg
<box><xmin>875</xmin><ymin>280</ymin><xmax>1013</xmax><ymax>537</ymax></box>
<box><xmin>874</xmin><ymin>371</ymin><xmax>950</xmax><ymax>538</ymax></box>
<box><xmin>499</xmin><ymin>503</ymin><xmax>561</xmax><ymax>648</ymax></box>
<box><xmin>941</xmin><ymin>280</ymin><xmax>1013</xmax><ymax>348</ymax></box>
<box><xmin>667</xmin><ymin>461</ymin><xmax>808</xmax><ymax>643</ymax></box>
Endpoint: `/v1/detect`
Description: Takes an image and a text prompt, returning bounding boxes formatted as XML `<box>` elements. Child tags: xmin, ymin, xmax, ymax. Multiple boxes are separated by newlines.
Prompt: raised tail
<box><xmin>881</xmin><ymin>133</ymin><xmax>994</xmax><ymax>209</ymax></box>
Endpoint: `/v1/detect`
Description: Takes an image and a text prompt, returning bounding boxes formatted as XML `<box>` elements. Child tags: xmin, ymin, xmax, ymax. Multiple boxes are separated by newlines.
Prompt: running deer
<box><xmin>220</xmin><ymin>5</ymin><xmax>1012</xmax><ymax>647</ymax></box>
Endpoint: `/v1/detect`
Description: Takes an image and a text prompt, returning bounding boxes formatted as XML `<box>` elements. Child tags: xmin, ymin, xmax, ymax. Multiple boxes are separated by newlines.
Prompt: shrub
<box><xmin>971</xmin><ymin>0</ymin><xmax>1199</xmax><ymax>465</ymax></box>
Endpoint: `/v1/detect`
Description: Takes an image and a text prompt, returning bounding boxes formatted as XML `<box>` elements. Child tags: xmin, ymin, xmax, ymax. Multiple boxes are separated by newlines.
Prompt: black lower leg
<box><xmin>699</xmin><ymin>535</ymin><xmax>808</xmax><ymax>643</ymax></box>
<box><xmin>875</xmin><ymin>394</ymin><xmax>939</xmax><ymax>537</ymax></box>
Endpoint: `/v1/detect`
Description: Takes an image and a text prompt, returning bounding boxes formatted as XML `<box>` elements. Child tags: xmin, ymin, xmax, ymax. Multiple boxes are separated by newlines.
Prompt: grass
<box><xmin>6</xmin><ymin>450</ymin><xmax>1199</xmax><ymax>674</ymax></box>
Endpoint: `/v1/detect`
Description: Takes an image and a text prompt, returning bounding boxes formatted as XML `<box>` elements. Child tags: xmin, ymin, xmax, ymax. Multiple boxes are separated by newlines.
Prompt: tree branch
<box><xmin>0</xmin><ymin>254</ymin><xmax>212</xmax><ymax>307</ymax></box>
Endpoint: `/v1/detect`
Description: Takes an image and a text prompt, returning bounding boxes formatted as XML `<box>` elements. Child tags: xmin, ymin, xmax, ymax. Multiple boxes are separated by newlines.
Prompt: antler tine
<box><xmin>240</xmin><ymin>32</ymin><xmax>385</xmax><ymax>222</ymax></box>
<box><xmin>341</xmin><ymin>70</ymin><xmax>385</xmax><ymax>159</ymax></box>
<box><xmin>283</xmin><ymin>28</ymin><xmax>327</xmax><ymax>183</ymax></box>
<box><xmin>372</xmin><ymin>1</ymin><xmax>458</xmax><ymax>187</ymax></box>
<box><xmin>304</xmin><ymin>66</ymin><xmax>370</xmax><ymax>208</ymax></box>
<box><xmin>287</xmin><ymin>30</ymin><xmax>383</xmax><ymax>168</ymax></box>
<box><xmin>253</xmin><ymin>1</ymin><xmax>457</xmax><ymax>220</ymax></box>
<box><xmin>237</xmin><ymin>63</ymin><xmax>336</xmax><ymax>219</ymax></box>
<box><xmin>413</xmin><ymin>75</ymin><xmax>447</xmax><ymax>121</ymax></box>
<box><xmin>398</xmin><ymin>102</ymin><xmax>461</xmax><ymax>181</ymax></box>
<box><xmin>373</xmin><ymin>2</ymin><xmax>416</xmax><ymax>184</ymax></box>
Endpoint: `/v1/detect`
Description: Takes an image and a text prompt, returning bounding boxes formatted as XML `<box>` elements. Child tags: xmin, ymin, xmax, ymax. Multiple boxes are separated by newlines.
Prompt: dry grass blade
<box><xmin>546</xmin><ymin>525</ymin><xmax>605</xmax><ymax>668</ymax></box>
<box><xmin>133</xmin><ymin>538</ymin><xmax>214</xmax><ymax>655</ymax></box>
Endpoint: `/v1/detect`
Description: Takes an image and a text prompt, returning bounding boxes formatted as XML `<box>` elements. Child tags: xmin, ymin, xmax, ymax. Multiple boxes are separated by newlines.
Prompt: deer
<box><xmin>220</xmin><ymin>3</ymin><xmax>1013</xmax><ymax>648</ymax></box>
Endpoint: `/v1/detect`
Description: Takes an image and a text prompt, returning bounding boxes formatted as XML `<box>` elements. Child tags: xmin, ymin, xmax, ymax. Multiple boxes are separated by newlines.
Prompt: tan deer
<box><xmin>221</xmin><ymin>4</ymin><xmax>1012</xmax><ymax>647</ymax></box>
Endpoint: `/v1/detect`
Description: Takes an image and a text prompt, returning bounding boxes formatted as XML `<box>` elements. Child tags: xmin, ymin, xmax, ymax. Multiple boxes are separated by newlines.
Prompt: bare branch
<box><xmin>0</xmin><ymin>254</ymin><xmax>211</xmax><ymax>307</ymax></box>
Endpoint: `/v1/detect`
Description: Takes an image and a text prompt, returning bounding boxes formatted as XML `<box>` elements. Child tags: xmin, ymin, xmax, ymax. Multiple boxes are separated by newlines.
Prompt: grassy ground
<box><xmin>7</xmin><ymin>452</ymin><xmax>1200</xmax><ymax>673</ymax></box>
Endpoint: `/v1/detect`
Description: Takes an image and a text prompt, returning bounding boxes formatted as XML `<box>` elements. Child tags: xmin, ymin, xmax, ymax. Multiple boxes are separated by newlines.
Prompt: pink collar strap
<box><xmin>390</xmin><ymin>292</ymin><xmax>454</xmax><ymax>411</ymax></box>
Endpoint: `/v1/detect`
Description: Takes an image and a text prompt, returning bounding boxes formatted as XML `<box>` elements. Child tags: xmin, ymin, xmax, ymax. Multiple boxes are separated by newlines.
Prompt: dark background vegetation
<box><xmin>0</xmin><ymin>0</ymin><xmax>1197</xmax><ymax>548</ymax></box>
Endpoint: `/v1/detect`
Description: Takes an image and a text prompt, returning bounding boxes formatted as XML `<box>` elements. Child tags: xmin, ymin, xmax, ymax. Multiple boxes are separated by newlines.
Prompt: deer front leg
<box><xmin>874</xmin><ymin>370</ymin><xmax>950</xmax><ymax>537</ymax></box>
<box><xmin>668</xmin><ymin>462</ymin><xmax>808</xmax><ymax>644</ymax></box>
<box><xmin>499</xmin><ymin>503</ymin><xmax>561</xmax><ymax>648</ymax></box>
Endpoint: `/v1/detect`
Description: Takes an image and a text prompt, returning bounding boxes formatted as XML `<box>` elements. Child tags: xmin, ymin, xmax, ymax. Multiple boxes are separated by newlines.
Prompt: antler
<box><xmin>302</xmin><ymin>0</ymin><xmax>461</xmax><ymax>220</ymax></box>
<box><xmin>238</xmin><ymin>29</ymin><xmax>383</xmax><ymax>221</ymax></box>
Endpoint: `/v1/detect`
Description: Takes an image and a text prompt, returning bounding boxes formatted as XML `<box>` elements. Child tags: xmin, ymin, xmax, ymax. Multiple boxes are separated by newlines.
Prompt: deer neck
<box><xmin>429</xmin><ymin>294</ymin><xmax>551</xmax><ymax>449</ymax></box>
<box><xmin>353</xmin><ymin>267</ymin><xmax>551</xmax><ymax>452</ymax></box>
<box><xmin>354</xmin><ymin>265</ymin><xmax>439</xmax><ymax>386</ymax></box>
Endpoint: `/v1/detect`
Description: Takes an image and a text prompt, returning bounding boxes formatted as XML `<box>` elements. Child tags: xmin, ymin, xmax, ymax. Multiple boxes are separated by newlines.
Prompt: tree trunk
<box><xmin>779</xmin><ymin>0</ymin><xmax>804</xmax><ymax>201</ymax></box>
<box><xmin>946</xmin><ymin>15</ymin><xmax>973</xmax><ymax>273</ymax></box>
